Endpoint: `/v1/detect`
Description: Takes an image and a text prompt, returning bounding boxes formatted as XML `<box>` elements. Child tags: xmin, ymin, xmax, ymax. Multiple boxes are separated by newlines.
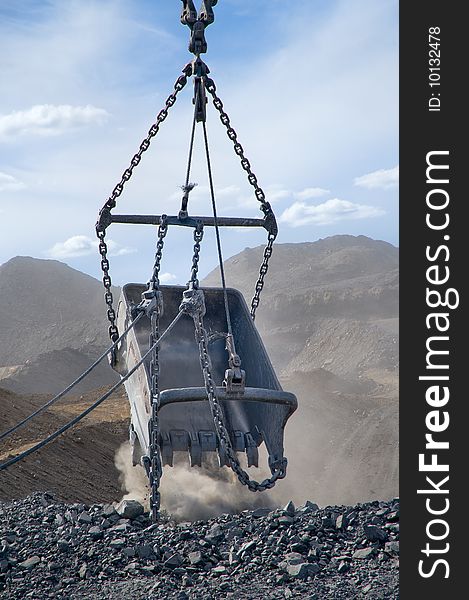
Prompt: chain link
<box><xmin>190</xmin><ymin>221</ymin><xmax>204</xmax><ymax>286</ymax></box>
<box><xmin>193</xmin><ymin>308</ymin><xmax>287</xmax><ymax>491</ymax></box>
<box><xmin>96</xmin><ymin>65</ymin><xmax>191</xmax><ymax>345</ymax></box>
<box><xmin>149</xmin><ymin>216</ymin><xmax>169</xmax><ymax>290</ymax></box>
<box><xmin>97</xmin><ymin>230</ymin><xmax>119</xmax><ymax>344</ymax></box>
<box><xmin>249</xmin><ymin>232</ymin><xmax>275</xmax><ymax>320</ymax></box>
<box><xmin>204</xmin><ymin>77</ymin><xmax>277</xmax><ymax>320</ymax></box>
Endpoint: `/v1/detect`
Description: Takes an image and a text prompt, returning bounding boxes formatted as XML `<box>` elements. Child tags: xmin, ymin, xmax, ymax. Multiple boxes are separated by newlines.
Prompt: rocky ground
<box><xmin>0</xmin><ymin>493</ymin><xmax>399</xmax><ymax>600</ymax></box>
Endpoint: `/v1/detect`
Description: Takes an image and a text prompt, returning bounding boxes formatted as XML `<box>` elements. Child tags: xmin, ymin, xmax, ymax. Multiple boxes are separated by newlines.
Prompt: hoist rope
<box><xmin>0</xmin><ymin>312</ymin><xmax>144</xmax><ymax>442</ymax></box>
<box><xmin>201</xmin><ymin>118</ymin><xmax>233</xmax><ymax>339</ymax></box>
<box><xmin>184</xmin><ymin>86</ymin><xmax>199</xmax><ymax>189</ymax></box>
<box><xmin>0</xmin><ymin>310</ymin><xmax>184</xmax><ymax>472</ymax></box>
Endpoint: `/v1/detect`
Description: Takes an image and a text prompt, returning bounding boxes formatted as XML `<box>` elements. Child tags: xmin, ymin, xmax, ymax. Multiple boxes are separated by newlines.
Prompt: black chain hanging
<box><xmin>96</xmin><ymin>65</ymin><xmax>192</xmax><ymax>347</ymax></box>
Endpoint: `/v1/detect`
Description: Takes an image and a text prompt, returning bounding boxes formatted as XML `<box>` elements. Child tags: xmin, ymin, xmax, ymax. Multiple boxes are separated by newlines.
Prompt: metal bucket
<box><xmin>114</xmin><ymin>284</ymin><xmax>297</xmax><ymax>470</ymax></box>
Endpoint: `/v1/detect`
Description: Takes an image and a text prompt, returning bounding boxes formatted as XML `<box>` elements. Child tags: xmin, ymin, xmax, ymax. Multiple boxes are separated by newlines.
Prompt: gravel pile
<box><xmin>0</xmin><ymin>493</ymin><xmax>399</xmax><ymax>599</ymax></box>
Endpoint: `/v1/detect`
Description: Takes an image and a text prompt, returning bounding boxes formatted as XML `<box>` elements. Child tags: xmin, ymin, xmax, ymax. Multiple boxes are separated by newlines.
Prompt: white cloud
<box><xmin>0</xmin><ymin>172</ymin><xmax>26</xmax><ymax>192</ymax></box>
<box><xmin>294</xmin><ymin>187</ymin><xmax>330</xmax><ymax>200</ymax></box>
<box><xmin>159</xmin><ymin>272</ymin><xmax>177</xmax><ymax>284</ymax></box>
<box><xmin>354</xmin><ymin>166</ymin><xmax>399</xmax><ymax>190</ymax></box>
<box><xmin>106</xmin><ymin>239</ymin><xmax>136</xmax><ymax>257</ymax></box>
<box><xmin>47</xmin><ymin>235</ymin><xmax>135</xmax><ymax>259</ymax></box>
<box><xmin>217</xmin><ymin>185</ymin><xmax>241</xmax><ymax>198</ymax></box>
<box><xmin>279</xmin><ymin>198</ymin><xmax>385</xmax><ymax>227</ymax></box>
<box><xmin>0</xmin><ymin>104</ymin><xmax>109</xmax><ymax>139</ymax></box>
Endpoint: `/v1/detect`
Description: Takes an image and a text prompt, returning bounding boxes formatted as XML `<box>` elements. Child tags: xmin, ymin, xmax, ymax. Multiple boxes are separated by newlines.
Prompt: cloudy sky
<box><xmin>0</xmin><ymin>0</ymin><xmax>398</xmax><ymax>286</ymax></box>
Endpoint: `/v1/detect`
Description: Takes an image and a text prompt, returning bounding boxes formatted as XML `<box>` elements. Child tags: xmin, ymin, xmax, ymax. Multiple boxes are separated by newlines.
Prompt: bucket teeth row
<box><xmin>159</xmin><ymin>429</ymin><xmax>261</xmax><ymax>468</ymax></box>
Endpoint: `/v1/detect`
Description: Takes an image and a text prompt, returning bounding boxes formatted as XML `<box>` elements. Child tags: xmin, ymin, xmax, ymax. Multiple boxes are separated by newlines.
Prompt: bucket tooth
<box><xmin>250</xmin><ymin>426</ymin><xmax>263</xmax><ymax>446</ymax></box>
<box><xmin>170</xmin><ymin>429</ymin><xmax>189</xmax><ymax>451</ymax></box>
<box><xmin>199</xmin><ymin>430</ymin><xmax>217</xmax><ymax>452</ymax></box>
<box><xmin>189</xmin><ymin>432</ymin><xmax>202</xmax><ymax>467</ymax></box>
<box><xmin>245</xmin><ymin>432</ymin><xmax>259</xmax><ymax>467</ymax></box>
<box><xmin>161</xmin><ymin>432</ymin><xmax>173</xmax><ymax>466</ymax></box>
<box><xmin>232</xmin><ymin>430</ymin><xmax>245</xmax><ymax>452</ymax></box>
<box><xmin>217</xmin><ymin>444</ymin><xmax>229</xmax><ymax>467</ymax></box>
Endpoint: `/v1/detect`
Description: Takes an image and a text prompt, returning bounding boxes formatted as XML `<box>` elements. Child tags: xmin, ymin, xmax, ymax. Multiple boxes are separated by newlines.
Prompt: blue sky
<box><xmin>0</xmin><ymin>0</ymin><xmax>398</xmax><ymax>286</ymax></box>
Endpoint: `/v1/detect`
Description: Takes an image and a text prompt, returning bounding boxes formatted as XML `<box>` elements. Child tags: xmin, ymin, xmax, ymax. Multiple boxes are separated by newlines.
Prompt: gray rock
<box><xmin>290</xmin><ymin>542</ymin><xmax>308</xmax><ymax>554</ymax></box>
<box><xmin>278</xmin><ymin>515</ymin><xmax>294</xmax><ymax>526</ymax></box>
<box><xmin>226</xmin><ymin>527</ymin><xmax>243</xmax><ymax>542</ymax></box>
<box><xmin>286</xmin><ymin>562</ymin><xmax>319</xmax><ymax>579</ymax></box>
<box><xmin>364</xmin><ymin>524</ymin><xmax>388</xmax><ymax>542</ymax></box>
<box><xmin>115</xmin><ymin>500</ymin><xmax>144</xmax><ymax>520</ymax></box>
<box><xmin>336</xmin><ymin>515</ymin><xmax>348</xmax><ymax>530</ymax></box>
<box><xmin>279</xmin><ymin>552</ymin><xmax>304</xmax><ymax>569</ymax></box>
<box><xmin>384</xmin><ymin>541</ymin><xmax>399</xmax><ymax>555</ymax></box>
<box><xmin>77</xmin><ymin>512</ymin><xmax>92</xmax><ymax>525</ymax></box>
<box><xmin>252</xmin><ymin>508</ymin><xmax>271</xmax><ymax>518</ymax></box>
<box><xmin>188</xmin><ymin>551</ymin><xmax>204</xmax><ymax>566</ymax></box>
<box><xmin>57</xmin><ymin>539</ymin><xmax>70</xmax><ymax>552</ymax></box>
<box><xmin>164</xmin><ymin>553</ymin><xmax>184</xmax><ymax>569</ymax></box>
<box><xmin>321</xmin><ymin>516</ymin><xmax>335</xmax><ymax>529</ymax></box>
<box><xmin>0</xmin><ymin>559</ymin><xmax>9</xmax><ymax>572</ymax></box>
<box><xmin>109</xmin><ymin>538</ymin><xmax>126</xmax><ymax>549</ymax></box>
<box><xmin>136</xmin><ymin>544</ymin><xmax>153</xmax><ymax>559</ymax></box>
<box><xmin>19</xmin><ymin>556</ymin><xmax>41</xmax><ymax>570</ymax></box>
<box><xmin>298</xmin><ymin>501</ymin><xmax>319</xmax><ymax>514</ymax></box>
<box><xmin>205</xmin><ymin>524</ymin><xmax>224</xmax><ymax>544</ymax></box>
<box><xmin>89</xmin><ymin>526</ymin><xmax>103</xmax><ymax>540</ymax></box>
<box><xmin>141</xmin><ymin>565</ymin><xmax>155</xmax><ymax>574</ymax></box>
<box><xmin>102</xmin><ymin>504</ymin><xmax>118</xmax><ymax>518</ymax></box>
<box><xmin>79</xmin><ymin>563</ymin><xmax>88</xmax><ymax>579</ymax></box>
<box><xmin>353</xmin><ymin>548</ymin><xmax>376</xmax><ymax>560</ymax></box>
<box><xmin>338</xmin><ymin>560</ymin><xmax>349</xmax><ymax>573</ymax></box>
<box><xmin>237</xmin><ymin>540</ymin><xmax>257</xmax><ymax>556</ymax></box>
<box><xmin>212</xmin><ymin>565</ymin><xmax>227</xmax><ymax>575</ymax></box>
<box><xmin>219</xmin><ymin>581</ymin><xmax>231</xmax><ymax>591</ymax></box>
<box><xmin>111</xmin><ymin>523</ymin><xmax>130</xmax><ymax>533</ymax></box>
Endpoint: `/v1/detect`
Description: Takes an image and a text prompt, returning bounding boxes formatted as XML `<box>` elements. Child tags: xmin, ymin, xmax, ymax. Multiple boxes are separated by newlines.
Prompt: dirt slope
<box><xmin>0</xmin><ymin>387</ymin><xmax>128</xmax><ymax>504</ymax></box>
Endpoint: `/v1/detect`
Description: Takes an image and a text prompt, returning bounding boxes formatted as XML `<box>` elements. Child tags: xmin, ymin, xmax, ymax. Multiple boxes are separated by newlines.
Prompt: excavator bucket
<box><xmin>113</xmin><ymin>284</ymin><xmax>297</xmax><ymax>471</ymax></box>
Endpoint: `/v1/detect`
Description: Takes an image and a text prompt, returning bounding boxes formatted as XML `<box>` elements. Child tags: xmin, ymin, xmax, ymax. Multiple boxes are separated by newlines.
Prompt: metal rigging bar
<box><xmin>108</xmin><ymin>214</ymin><xmax>270</xmax><ymax>229</ymax></box>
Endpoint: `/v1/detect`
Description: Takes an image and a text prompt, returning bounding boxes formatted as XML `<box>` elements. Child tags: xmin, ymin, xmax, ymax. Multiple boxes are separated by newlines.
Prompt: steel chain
<box><xmin>193</xmin><ymin>310</ymin><xmax>287</xmax><ymax>491</ymax></box>
<box><xmin>97</xmin><ymin>231</ymin><xmax>119</xmax><ymax>343</ymax></box>
<box><xmin>204</xmin><ymin>77</ymin><xmax>276</xmax><ymax>320</ymax></box>
<box><xmin>250</xmin><ymin>232</ymin><xmax>275</xmax><ymax>319</ymax></box>
<box><xmin>96</xmin><ymin>65</ymin><xmax>191</xmax><ymax>345</ymax></box>
<box><xmin>190</xmin><ymin>221</ymin><xmax>204</xmax><ymax>286</ymax></box>
<box><xmin>147</xmin><ymin>219</ymin><xmax>170</xmax><ymax>521</ymax></box>
<box><xmin>149</xmin><ymin>216</ymin><xmax>169</xmax><ymax>290</ymax></box>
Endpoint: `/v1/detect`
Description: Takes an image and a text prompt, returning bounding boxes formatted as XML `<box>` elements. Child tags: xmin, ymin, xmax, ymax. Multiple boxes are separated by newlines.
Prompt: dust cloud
<box><xmin>114</xmin><ymin>443</ymin><xmax>276</xmax><ymax>521</ymax></box>
<box><xmin>114</xmin><ymin>380</ymin><xmax>399</xmax><ymax>521</ymax></box>
<box><xmin>114</xmin><ymin>442</ymin><xmax>148</xmax><ymax>506</ymax></box>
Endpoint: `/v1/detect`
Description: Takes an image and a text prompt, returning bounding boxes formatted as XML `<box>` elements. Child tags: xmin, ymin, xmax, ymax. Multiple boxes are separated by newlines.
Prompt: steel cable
<box><xmin>0</xmin><ymin>312</ymin><xmax>144</xmax><ymax>442</ymax></box>
<box><xmin>0</xmin><ymin>311</ymin><xmax>183</xmax><ymax>471</ymax></box>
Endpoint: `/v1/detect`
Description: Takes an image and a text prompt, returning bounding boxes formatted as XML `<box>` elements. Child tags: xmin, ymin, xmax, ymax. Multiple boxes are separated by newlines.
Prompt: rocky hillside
<box><xmin>203</xmin><ymin>235</ymin><xmax>399</xmax><ymax>395</ymax></box>
<box><xmin>0</xmin><ymin>256</ymin><xmax>118</xmax><ymax>366</ymax></box>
